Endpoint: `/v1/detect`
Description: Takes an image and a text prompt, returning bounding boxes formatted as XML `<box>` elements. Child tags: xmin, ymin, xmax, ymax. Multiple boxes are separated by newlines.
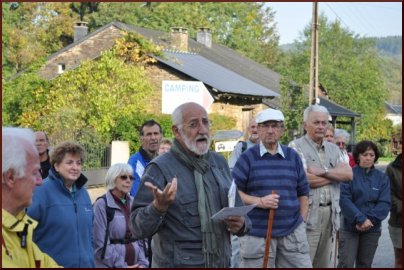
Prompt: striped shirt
<box><xmin>232</xmin><ymin>143</ymin><xmax>309</xmax><ymax>237</ymax></box>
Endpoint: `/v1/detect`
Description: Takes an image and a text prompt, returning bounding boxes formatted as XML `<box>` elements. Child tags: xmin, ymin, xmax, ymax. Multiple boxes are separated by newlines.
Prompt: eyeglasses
<box><xmin>185</xmin><ymin>119</ymin><xmax>212</xmax><ymax>130</ymax></box>
<box><xmin>336</xmin><ymin>142</ymin><xmax>346</xmax><ymax>146</ymax></box>
<box><xmin>119</xmin><ymin>175</ymin><xmax>134</xmax><ymax>181</ymax></box>
<box><xmin>259</xmin><ymin>122</ymin><xmax>284</xmax><ymax>130</ymax></box>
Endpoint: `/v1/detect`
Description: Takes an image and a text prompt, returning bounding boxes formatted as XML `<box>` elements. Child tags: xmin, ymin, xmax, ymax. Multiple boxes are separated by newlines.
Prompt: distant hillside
<box><xmin>371</xmin><ymin>36</ymin><xmax>402</xmax><ymax>57</ymax></box>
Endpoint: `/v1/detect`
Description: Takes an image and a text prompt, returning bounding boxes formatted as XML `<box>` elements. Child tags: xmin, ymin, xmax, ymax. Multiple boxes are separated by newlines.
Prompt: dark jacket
<box><xmin>130</xmin><ymin>151</ymin><xmax>249</xmax><ymax>268</ymax></box>
<box><xmin>386</xmin><ymin>154</ymin><xmax>402</xmax><ymax>228</ymax></box>
<box><xmin>340</xmin><ymin>166</ymin><xmax>391</xmax><ymax>233</ymax></box>
<box><xmin>27</xmin><ymin>168</ymin><xmax>94</xmax><ymax>268</ymax></box>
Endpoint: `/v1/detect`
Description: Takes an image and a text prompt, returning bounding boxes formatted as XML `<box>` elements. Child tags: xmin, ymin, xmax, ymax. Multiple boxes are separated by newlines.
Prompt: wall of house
<box><xmin>144</xmin><ymin>63</ymin><xmax>265</xmax><ymax>135</ymax></box>
<box><xmin>38</xmin><ymin>26</ymin><xmax>122</xmax><ymax>80</ymax></box>
<box><xmin>38</xmin><ymin>25</ymin><xmax>266</xmax><ymax>137</ymax></box>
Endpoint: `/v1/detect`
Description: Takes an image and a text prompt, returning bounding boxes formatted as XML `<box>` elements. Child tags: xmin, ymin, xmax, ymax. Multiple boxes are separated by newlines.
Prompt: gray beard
<box><xmin>179</xmin><ymin>129</ymin><xmax>210</xmax><ymax>155</ymax></box>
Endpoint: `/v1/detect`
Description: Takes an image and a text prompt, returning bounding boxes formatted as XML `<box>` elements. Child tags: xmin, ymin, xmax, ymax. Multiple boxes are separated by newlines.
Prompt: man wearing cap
<box><xmin>232</xmin><ymin>108</ymin><xmax>312</xmax><ymax>268</ymax></box>
<box><xmin>289</xmin><ymin>104</ymin><xmax>353</xmax><ymax>268</ymax></box>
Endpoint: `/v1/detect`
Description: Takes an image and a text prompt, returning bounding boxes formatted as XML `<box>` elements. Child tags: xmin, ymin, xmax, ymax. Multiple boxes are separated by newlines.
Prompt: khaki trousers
<box><xmin>307</xmin><ymin>205</ymin><xmax>332</xmax><ymax>268</ymax></box>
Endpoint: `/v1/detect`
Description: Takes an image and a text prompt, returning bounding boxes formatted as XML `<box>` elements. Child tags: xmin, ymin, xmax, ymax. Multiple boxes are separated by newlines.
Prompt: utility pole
<box><xmin>308</xmin><ymin>2</ymin><xmax>319</xmax><ymax>105</ymax></box>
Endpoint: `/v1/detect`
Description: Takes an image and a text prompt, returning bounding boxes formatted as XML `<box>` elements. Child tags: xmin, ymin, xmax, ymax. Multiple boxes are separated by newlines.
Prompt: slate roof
<box><xmin>385</xmin><ymin>102</ymin><xmax>402</xmax><ymax>114</ymax></box>
<box><xmin>319</xmin><ymin>97</ymin><xmax>360</xmax><ymax>118</ymax></box>
<box><xmin>155</xmin><ymin>51</ymin><xmax>279</xmax><ymax>100</ymax></box>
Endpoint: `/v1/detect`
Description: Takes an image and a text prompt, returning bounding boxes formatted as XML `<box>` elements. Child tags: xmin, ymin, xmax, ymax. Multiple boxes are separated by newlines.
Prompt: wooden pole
<box><xmin>262</xmin><ymin>190</ymin><xmax>277</xmax><ymax>268</ymax></box>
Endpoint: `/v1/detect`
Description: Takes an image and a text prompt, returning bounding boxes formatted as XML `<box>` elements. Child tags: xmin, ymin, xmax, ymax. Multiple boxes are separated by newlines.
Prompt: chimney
<box><xmin>197</xmin><ymin>27</ymin><xmax>212</xmax><ymax>48</ymax></box>
<box><xmin>74</xmin><ymin>22</ymin><xmax>88</xmax><ymax>42</ymax></box>
<box><xmin>170</xmin><ymin>27</ymin><xmax>188</xmax><ymax>51</ymax></box>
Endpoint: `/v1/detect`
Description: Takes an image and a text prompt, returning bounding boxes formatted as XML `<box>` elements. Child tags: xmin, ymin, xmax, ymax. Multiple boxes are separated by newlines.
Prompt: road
<box><xmin>372</xmin><ymin>162</ymin><xmax>394</xmax><ymax>268</ymax></box>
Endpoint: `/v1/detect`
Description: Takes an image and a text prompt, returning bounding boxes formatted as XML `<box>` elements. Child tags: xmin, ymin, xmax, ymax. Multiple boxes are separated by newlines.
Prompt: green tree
<box><xmin>275</xmin><ymin>14</ymin><xmax>390</xmax><ymax>142</ymax></box>
<box><xmin>2</xmin><ymin>2</ymin><xmax>74</xmax><ymax>77</ymax></box>
<box><xmin>89</xmin><ymin>2</ymin><xmax>280</xmax><ymax>68</ymax></box>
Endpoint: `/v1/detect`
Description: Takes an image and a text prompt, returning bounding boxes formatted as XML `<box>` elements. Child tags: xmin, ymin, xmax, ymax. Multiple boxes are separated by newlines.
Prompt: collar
<box><xmin>259</xmin><ymin>142</ymin><xmax>285</xmax><ymax>158</ymax></box>
<box><xmin>2</xmin><ymin>209</ymin><xmax>37</xmax><ymax>232</ymax></box>
<box><xmin>305</xmin><ymin>134</ymin><xmax>324</xmax><ymax>151</ymax></box>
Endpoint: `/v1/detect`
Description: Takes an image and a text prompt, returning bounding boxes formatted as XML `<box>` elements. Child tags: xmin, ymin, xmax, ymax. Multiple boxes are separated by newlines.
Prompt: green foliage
<box><xmin>113</xmin><ymin>31</ymin><xmax>163</xmax><ymax>64</ymax></box>
<box><xmin>89</xmin><ymin>2</ymin><xmax>280</xmax><ymax>68</ymax></box>
<box><xmin>209</xmin><ymin>113</ymin><xmax>237</xmax><ymax>133</ymax></box>
<box><xmin>2</xmin><ymin>2</ymin><xmax>75</xmax><ymax>76</ymax></box>
<box><xmin>275</xmin><ymin>15</ymin><xmax>393</xmax><ymax>143</ymax></box>
<box><xmin>279</xmin><ymin>78</ymin><xmax>306</xmax><ymax>143</ymax></box>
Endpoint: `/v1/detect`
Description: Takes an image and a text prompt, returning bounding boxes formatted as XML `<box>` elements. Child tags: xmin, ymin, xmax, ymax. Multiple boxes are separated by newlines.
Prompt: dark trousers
<box><xmin>337</xmin><ymin>229</ymin><xmax>381</xmax><ymax>268</ymax></box>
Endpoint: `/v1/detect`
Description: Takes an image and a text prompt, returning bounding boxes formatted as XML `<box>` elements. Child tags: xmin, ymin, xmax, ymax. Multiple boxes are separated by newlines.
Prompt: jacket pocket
<box><xmin>284</xmin><ymin>223</ymin><xmax>309</xmax><ymax>253</ymax></box>
<box><xmin>174</xmin><ymin>240</ymin><xmax>204</xmax><ymax>267</ymax></box>
<box><xmin>179</xmin><ymin>194</ymin><xmax>201</xmax><ymax>228</ymax></box>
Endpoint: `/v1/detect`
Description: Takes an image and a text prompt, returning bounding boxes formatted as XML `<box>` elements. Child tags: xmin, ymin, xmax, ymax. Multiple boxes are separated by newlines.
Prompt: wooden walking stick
<box><xmin>262</xmin><ymin>190</ymin><xmax>277</xmax><ymax>268</ymax></box>
<box><xmin>333</xmin><ymin>230</ymin><xmax>339</xmax><ymax>267</ymax></box>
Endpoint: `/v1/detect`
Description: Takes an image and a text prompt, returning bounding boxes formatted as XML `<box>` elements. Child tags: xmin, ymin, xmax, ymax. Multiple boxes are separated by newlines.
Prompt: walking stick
<box><xmin>333</xmin><ymin>230</ymin><xmax>339</xmax><ymax>268</ymax></box>
<box><xmin>262</xmin><ymin>190</ymin><xmax>277</xmax><ymax>268</ymax></box>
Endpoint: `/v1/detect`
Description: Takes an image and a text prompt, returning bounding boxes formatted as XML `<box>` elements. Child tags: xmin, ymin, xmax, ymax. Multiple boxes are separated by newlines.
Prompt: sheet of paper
<box><xmin>211</xmin><ymin>204</ymin><xmax>257</xmax><ymax>221</ymax></box>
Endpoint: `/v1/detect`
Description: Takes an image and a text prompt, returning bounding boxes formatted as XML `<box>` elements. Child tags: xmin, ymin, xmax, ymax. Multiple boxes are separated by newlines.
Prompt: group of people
<box><xmin>2</xmin><ymin>102</ymin><xmax>401</xmax><ymax>268</ymax></box>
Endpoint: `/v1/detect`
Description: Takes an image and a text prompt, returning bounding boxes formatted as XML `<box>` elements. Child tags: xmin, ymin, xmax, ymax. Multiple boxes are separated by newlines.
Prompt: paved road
<box><xmin>372</xmin><ymin>163</ymin><xmax>394</xmax><ymax>268</ymax></box>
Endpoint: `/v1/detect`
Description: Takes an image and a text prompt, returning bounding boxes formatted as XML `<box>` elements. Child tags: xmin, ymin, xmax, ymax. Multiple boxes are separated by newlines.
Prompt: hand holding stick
<box><xmin>262</xmin><ymin>190</ymin><xmax>277</xmax><ymax>268</ymax></box>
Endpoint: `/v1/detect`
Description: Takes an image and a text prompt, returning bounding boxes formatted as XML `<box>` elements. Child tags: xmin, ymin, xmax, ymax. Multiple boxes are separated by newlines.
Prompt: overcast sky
<box><xmin>266</xmin><ymin>2</ymin><xmax>402</xmax><ymax>45</ymax></box>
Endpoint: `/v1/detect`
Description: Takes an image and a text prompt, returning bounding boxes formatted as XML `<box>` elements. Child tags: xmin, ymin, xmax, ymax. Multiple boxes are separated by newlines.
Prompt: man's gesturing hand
<box><xmin>145</xmin><ymin>177</ymin><xmax>178</xmax><ymax>213</ymax></box>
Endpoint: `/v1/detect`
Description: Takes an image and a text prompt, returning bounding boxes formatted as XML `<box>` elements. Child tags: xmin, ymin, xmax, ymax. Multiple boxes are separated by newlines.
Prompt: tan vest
<box><xmin>290</xmin><ymin>135</ymin><xmax>341</xmax><ymax>232</ymax></box>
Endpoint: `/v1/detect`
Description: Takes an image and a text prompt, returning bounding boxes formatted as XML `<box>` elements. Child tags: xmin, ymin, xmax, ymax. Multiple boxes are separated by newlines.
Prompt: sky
<box><xmin>266</xmin><ymin>2</ymin><xmax>402</xmax><ymax>45</ymax></box>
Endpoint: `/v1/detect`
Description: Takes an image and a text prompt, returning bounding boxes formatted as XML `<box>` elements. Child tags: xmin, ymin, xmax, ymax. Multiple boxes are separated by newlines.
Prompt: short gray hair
<box><xmin>172</xmin><ymin>105</ymin><xmax>184</xmax><ymax>127</ymax></box>
<box><xmin>335</xmin><ymin>129</ymin><xmax>350</xmax><ymax>143</ymax></box>
<box><xmin>303</xmin><ymin>104</ymin><xmax>329</xmax><ymax>122</ymax></box>
<box><xmin>2</xmin><ymin>127</ymin><xmax>36</xmax><ymax>178</ymax></box>
<box><xmin>105</xmin><ymin>163</ymin><xmax>134</xmax><ymax>190</ymax></box>
<box><xmin>172</xmin><ymin>102</ymin><xmax>207</xmax><ymax>129</ymax></box>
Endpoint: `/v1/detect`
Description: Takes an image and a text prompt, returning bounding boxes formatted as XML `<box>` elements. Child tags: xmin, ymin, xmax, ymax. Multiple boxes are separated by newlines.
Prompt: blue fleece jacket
<box><xmin>340</xmin><ymin>166</ymin><xmax>391</xmax><ymax>233</ymax></box>
<box><xmin>27</xmin><ymin>168</ymin><xmax>94</xmax><ymax>268</ymax></box>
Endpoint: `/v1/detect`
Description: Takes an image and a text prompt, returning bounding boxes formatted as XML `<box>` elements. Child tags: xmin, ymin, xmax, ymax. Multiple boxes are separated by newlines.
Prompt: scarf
<box><xmin>171</xmin><ymin>139</ymin><xmax>225</xmax><ymax>267</ymax></box>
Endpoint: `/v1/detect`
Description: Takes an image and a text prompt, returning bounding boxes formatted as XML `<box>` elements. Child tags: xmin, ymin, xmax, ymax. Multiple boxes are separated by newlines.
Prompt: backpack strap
<box><xmin>95</xmin><ymin>194</ymin><xmax>115</xmax><ymax>260</ymax></box>
<box><xmin>241</xmin><ymin>141</ymin><xmax>247</xmax><ymax>153</ymax></box>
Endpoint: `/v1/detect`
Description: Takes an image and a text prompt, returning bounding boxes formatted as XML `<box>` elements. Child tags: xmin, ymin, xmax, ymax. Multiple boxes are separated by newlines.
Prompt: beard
<box><xmin>179</xmin><ymin>129</ymin><xmax>211</xmax><ymax>155</ymax></box>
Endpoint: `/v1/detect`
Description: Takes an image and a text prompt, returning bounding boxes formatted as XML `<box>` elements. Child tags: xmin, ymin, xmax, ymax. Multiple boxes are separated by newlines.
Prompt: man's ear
<box><xmin>172</xmin><ymin>125</ymin><xmax>180</xmax><ymax>138</ymax></box>
<box><xmin>3</xmin><ymin>170</ymin><xmax>16</xmax><ymax>188</ymax></box>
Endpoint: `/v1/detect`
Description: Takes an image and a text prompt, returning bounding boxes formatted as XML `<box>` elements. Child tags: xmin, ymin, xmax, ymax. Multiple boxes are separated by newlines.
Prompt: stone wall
<box><xmin>38</xmin><ymin>26</ymin><xmax>122</xmax><ymax>80</ymax></box>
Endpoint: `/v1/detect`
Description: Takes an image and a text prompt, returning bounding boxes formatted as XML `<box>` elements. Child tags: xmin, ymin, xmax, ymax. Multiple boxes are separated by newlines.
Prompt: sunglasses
<box><xmin>119</xmin><ymin>175</ymin><xmax>134</xmax><ymax>181</ymax></box>
<box><xmin>336</xmin><ymin>142</ymin><xmax>346</xmax><ymax>146</ymax></box>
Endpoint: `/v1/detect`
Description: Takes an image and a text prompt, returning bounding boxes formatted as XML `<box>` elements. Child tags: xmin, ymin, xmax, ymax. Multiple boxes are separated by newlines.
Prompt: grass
<box><xmin>378</xmin><ymin>156</ymin><xmax>395</xmax><ymax>162</ymax></box>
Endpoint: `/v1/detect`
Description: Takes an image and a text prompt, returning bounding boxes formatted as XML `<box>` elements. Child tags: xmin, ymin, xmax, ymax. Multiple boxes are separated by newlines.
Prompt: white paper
<box><xmin>211</xmin><ymin>204</ymin><xmax>257</xmax><ymax>221</ymax></box>
<box><xmin>228</xmin><ymin>180</ymin><xmax>237</xmax><ymax>208</ymax></box>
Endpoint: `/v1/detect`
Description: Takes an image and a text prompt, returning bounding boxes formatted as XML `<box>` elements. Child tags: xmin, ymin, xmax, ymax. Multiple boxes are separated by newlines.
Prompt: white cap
<box><xmin>256</xmin><ymin>108</ymin><xmax>285</xmax><ymax>123</ymax></box>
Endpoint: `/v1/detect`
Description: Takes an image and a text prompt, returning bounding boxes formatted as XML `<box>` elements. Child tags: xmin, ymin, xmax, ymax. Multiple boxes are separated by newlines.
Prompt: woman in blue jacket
<box><xmin>338</xmin><ymin>140</ymin><xmax>391</xmax><ymax>268</ymax></box>
<box><xmin>28</xmin><ymin>141</ymin><xmax>94</xmax><ymax>268</ymax></box>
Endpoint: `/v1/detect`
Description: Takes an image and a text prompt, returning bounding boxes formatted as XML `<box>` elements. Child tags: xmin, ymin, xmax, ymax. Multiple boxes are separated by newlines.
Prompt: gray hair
<box><xmin>172</xmin><ymin>102</ymin><xmax>207</xmax><ymax>128</ymax></box>
<box><xmin>335</xmin><ymin>129</ymin><xmax>350</xmax><ymax>143</ymax></box>
<box><xmin>105</xmin><ymin>163</ymin><xmax>134</xmax><ymax>190</ymax></box>
<box><xmin>2</xmin><ymin>127</ymin><xmax>36</xmax><ymax>179</ymax></box>
<box><xmin>303</xmin><ymin>104</ymin><xmax>329</xmax><ymax>122</ymax></box>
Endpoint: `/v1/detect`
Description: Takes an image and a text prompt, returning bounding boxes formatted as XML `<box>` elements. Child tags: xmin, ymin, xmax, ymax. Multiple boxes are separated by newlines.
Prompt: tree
<box><xmin>2</xmin><ymin>2</ymin><xmax>74</xmax><ymax>77</ymax></box>
<box><xmin>89</xmin><ymin>2</ymin><xmax>280</xmax><ymax>68</ymax></box>
<box><xmin>275</xmin><ymin>14</ymin><xmax>390</xmax><ymax>142</ymax></box>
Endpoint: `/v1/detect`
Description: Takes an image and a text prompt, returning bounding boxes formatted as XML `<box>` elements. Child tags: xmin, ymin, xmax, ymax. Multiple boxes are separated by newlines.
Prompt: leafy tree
<box><xmin>69</xmin><ymin>2</ymin><xmax>100</xmax><ymax>21</ymax></box>
<box><xmin>2</xmin><ymin>2</ymin><xmax>74</xmax><ymax>77</ymax></box>
<box><xmin>89</xmin><ymin>2</ymin><xmax>280</xmax><ymax>68</ymax></box>
<box><xmin>275</xmin><ymin>14</ymin><xmax>390</xmax><ymax>143</ymax></box>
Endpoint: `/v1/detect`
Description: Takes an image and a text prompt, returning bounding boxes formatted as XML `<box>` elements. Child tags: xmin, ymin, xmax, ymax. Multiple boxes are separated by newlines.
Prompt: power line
<box><xmin>358</xmin><ymin>3</ymin><xmax>402</xmax><ymax>12</ymax></box>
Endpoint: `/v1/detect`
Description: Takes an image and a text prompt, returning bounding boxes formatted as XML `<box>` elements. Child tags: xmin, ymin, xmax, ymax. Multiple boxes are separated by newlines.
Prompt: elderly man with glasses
<box><xmin>130</xmin><ymin>102</ymin><xmax>250</xmax><ymax>268</ymax></box>
<box><xmin>232</xmin><ymin>108</ymin><xmax>312</xmax><ymax>268</ymax></box>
